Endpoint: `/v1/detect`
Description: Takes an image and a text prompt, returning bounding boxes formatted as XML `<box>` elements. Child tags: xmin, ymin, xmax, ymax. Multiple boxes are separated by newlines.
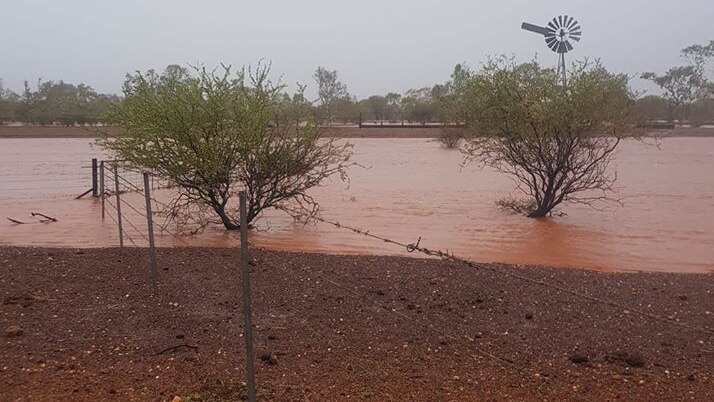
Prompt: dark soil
<box><xmin>1</xmin><ymin>246</ymin><xmax>712</xmax><ymax>401</ymax></box>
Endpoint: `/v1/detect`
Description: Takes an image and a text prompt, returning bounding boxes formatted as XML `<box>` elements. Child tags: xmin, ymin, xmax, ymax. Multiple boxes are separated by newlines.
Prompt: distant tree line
<box><xmin>308</xmin><ymin>64</ymin><xmax>471</xmax><ymax>125</ymax></box>
<box><xmin>297</xmin><ymin>41</ymin><xmax>714</xmax><ymax>127</ymax></box>
<box><xmin>0</xmin><ymin>78</ymin><xmax>119</xmax><ymax>125</ymax></box>
<box><xmin>2</xmin><ymin>40</ymin><xmax>713</xmax><ymax>127</ymax></box>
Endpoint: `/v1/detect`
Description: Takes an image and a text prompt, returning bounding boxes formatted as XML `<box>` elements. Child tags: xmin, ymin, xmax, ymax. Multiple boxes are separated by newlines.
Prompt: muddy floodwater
<box><xmin>1</xmin><ymin>137</ymin><xmax>713</xmax><ymax>273</ymax></box>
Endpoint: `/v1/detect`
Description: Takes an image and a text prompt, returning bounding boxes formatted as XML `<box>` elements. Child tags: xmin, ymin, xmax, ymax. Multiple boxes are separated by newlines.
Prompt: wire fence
<box><xmin>99</xmin><ymin>161</ymin><xmax>179</xmax><ymax>246</ymax></box>
<box><xmin>0</xmin><ymin>159</ymin><xmax>94</xmax><ymax>198</ymax></box>
<box><xmin>71</xmin><ymin>159</ymin><xmax>713</xmax><ymax>399</ymax></box>
<box><xmin>298</xmin><ymin>212</ymin><xmax>713</xmax><ymax>336</ymax></box>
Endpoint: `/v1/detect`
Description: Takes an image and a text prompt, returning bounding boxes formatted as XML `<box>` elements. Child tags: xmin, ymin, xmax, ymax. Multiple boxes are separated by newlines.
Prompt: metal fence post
<box><xmin>113</xmin><ymin>164</ymin><xmax>124</xmax><ymax>248</ymax></box>
<box><xmin>91</xmin><ymin>158</ymin><xmax>98</xmax><ymax>197</ymax></box>
<box><xmin>240</xmin><ymin>191</ymin><xmax>257</xmax><ymax>402</ymax></box>
<box><xmin>100</xmin><ymin>161</ymin><xmax>105</xmax><ymax>220</ymax></box>
<box><xmin>143</xmin><ymin>172</ymin><xmax>158</xmax><ymax>293</ymax></box>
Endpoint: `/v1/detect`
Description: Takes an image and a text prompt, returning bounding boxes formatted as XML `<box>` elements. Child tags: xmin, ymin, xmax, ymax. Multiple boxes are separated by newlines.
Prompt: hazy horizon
<box><xmin>1</xmin><ymin>0</ymin><xmax>712</xmax><ymax>99</ymax></box>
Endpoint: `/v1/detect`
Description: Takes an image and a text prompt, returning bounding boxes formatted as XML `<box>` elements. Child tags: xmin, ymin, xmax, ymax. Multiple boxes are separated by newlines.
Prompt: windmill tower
<box><xmin>521</xmin><ymin>16</ymin><xmax>582</xmax><ymax>86</ymax></box>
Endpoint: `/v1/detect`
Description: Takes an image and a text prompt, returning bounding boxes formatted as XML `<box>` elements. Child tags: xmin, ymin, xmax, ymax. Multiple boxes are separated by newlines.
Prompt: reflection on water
<box><xmin>1</xmin><ymin>137</ymin><xmax>713</xmax><ymax>273</ymax></box>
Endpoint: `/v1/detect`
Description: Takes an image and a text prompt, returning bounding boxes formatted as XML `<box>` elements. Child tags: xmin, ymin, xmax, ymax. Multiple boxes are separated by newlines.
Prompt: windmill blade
<box><xmin>548</xmin><ymin>19</ymin><xmax>557</xmax><ymax>30</ymax></box>
<box><xmin>565</xmin><ymin>40</ymin><xmax>574</xmax><ymax>52</ymax></box>
<box><xmin>568</xmin><ymin>18</ymin><xmax>578</xmax><ymax>29</ymax></box>
<box><xmin>558</xmin><ymin>15</ymin><xmax>564</xmax><ymax>27</ymax></box>
<box><xmin>546</xmin><ymin>39</ymin><xmax>559</xmax><ymax>52</ymax></box>
<box><xmin>562</xmin><ymin>41</ymin><xmax>570</xmax><ymax>53</ymax></box>
<box><xmin>570</xmin><ymin>31</ymin><xmax>582</xmax><ymax>42</ymax></box>
<box><xmin>570</xmin><ymin>25</ymin><xmax>581</xmax><ymax>32</ymax></box>
<box><xmin>565</xmin><ymin>15</ymin><xmax>573</xmax><ymax>28</ymax></box>
<box><xmin>521</xmin><ymin>22</ymin><xmax>550</xmax><ymax>35</ymax></box>
<box><xmin>546</xmin><ymin>37</ymin><xmax>558</xmax><ymax>48</ymax></box>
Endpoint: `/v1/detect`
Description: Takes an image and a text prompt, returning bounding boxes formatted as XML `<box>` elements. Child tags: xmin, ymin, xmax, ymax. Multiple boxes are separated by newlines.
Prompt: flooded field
<box><xmin>1</xmin><ymin>137</ymin><xmax>713</xmax><ymax>273</ymax></box>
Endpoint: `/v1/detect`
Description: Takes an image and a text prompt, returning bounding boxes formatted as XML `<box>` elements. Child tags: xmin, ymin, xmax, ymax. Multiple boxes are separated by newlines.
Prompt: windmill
<box><xmin>521</xmin><ymin>15</ymin><xmax>581</xmax><ymax>85</ymax></box>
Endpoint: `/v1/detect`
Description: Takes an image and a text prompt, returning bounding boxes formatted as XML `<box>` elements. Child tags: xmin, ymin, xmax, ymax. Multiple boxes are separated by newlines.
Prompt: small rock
<box><xmin>525</xmin><ymin>313</ymin><xmax>534</xmax><ymax>320</ymax></box>
<box><xmin>171</xmin><ymin>396</ymin><xmax>182</xmax><ymax>402</ymax></box>
<box><xmin>686</xmin><ymin>373</ymin><xmax>696</xmax><ymax>381</ymax></box>
<box><xmin>678</xmin><ymin>295</ymin><xmax>688</xmax><ymax>301</ymax></box>
<box><xmin>623</xmin><ymin>353</ymin><xmax>646</xmax><ymax>368</ymax></box>
<box><xmin>5</xmin><ymin>325</ymin><xmax>23</xmax><ymax>338</ymax></box>
<box><xmin>175</xmin><ymin>334</ymin><xmax>185</xmax><ymax>339</ymax></box>
<box><xmin>260</xmin><ymin>351</ymin><xmax>278</xmax><ymax>365</ymax></box>
<box><xmin>569</xmin><ymin>353</ymin><xmax>589</xmax><ymax>364</ymax></box>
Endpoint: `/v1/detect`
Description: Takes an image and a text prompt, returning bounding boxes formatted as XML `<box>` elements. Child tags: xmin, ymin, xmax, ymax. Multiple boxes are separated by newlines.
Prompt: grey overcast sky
<box><xmin>1</xmin><ymin>0</ymin><xmax>712</xmax><ymax>98</ymax></box>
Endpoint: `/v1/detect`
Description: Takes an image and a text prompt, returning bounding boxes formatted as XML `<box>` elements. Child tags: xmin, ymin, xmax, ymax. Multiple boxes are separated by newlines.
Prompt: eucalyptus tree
<box><xmin>313</xmin><ymin>66</ymin><xmax>350</xmax><ymax>123</ymax></box>
<box><xmin>642</xmin><ymin>39</ymin><xmax>714</xmax><ymax>123</ymax></box>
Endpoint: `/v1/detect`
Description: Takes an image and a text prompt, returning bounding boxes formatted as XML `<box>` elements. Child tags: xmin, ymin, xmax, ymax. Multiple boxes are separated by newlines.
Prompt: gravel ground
<box><xmin>1</xmin><ymin>246</ymin><xmax>712</xmax><ymax>401</ymax></box>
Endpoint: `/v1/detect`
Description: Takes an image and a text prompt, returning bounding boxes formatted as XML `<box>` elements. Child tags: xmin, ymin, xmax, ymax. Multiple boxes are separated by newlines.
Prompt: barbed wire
<box><xmin>299</xmin><ymin>211</ymin><xmax>713</xmax><ymax>336</ymax></box>
<box><xmin>112</xmin><ymin>170</ymin><xmax>145</xmax><ymax>193</ymax></box>
<box><xmin>119</xmin><ymin>197</ymin><xmax>147</xmax><ymax>219</ymax></box>
<box><xmin>104</xmin><ymin>197</ymin><xmax>139</xmax><ymax>246</ymax></box>
<box><xmin>121</xmin><ymin>215</ymin><xmax>148</xmax><ymax>243</ymax></box>
<box><xmin>100</xmin><ymin>167</ymin><xmax>191</xmax><ymax>244</ymax></box>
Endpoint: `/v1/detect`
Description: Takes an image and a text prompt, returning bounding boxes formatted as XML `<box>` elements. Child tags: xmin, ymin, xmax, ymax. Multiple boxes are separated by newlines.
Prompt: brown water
<box><xmin>1</xmin><ymin>137</ymin><xmax>713</xmax><ymax>273</ymax></box>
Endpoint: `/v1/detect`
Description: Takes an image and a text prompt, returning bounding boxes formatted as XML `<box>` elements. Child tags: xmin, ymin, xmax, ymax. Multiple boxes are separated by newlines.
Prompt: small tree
<box><xmin>461</xmin><ymin>58</ymin><xmax>636</xmax><ymax>218</ymax></box>
<box><xmin>642</xmin><ymin>39</ymin><xmax>713</xmax><ymax>123</ymax></box>
<box><xmin>0</xmin><ymin>79</ymin><xmax>20</xmax><ymax>123</ymax></box>
<box><xmin>641</xmin><ymin>66</ymin><xmax>703</xmax><ymax>123</ymax></box>
<box><xmin>313</xmin><ymin>66</ymin><xmax>349</xmax><ymax>123</ymax></box>
<box><xmin>437</xmin><ymin>128</ymin><xmax>465</xmax><ymax>149</ymax></box>
<box><xmin>101</xmin><ymin>63</ymin><xmax>353</xmax><ymax>230</ymax></box>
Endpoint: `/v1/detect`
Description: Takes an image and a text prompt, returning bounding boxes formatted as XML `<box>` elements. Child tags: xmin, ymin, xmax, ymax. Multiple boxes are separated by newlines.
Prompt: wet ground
<box><xmin>1</xmin><ymin>246</ymin><xmax>712</xmax><ymax>401</ymax></box>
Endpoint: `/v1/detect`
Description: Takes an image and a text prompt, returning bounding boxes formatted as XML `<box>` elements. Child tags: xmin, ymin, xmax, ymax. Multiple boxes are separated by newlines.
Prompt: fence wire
<box><xmin>85</xmin><ymin>162</ymin><xmax>713</xmax><ymax>399</ymax></box>
<box><xmin>298</xmin><ymin>211</ymin><xmax>713</xmax><ymax>337</ymax></box>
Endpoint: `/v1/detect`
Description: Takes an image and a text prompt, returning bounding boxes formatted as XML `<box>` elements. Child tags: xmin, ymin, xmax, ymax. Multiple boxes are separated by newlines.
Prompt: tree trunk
<box><xmin>527</xmin><ymin>197</ymin><xmax>554</xmax><ymax>218</ymax></box>
<box><xmin>213</xmin><ymin>204</ymin><xmax>240</xmax><ymax>230</ymax></box>
<box><xmin>527</xmin><ymin>207</ymin><xmax>549</xmax><ymax>218</ymax></box>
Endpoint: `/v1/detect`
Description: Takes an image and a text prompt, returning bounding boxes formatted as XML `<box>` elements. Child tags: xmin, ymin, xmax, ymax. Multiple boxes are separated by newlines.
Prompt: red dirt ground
<box><xmin>1</xmin><ymin>246</ymin><xmax>712</xmax><ymax>401</ymax></box>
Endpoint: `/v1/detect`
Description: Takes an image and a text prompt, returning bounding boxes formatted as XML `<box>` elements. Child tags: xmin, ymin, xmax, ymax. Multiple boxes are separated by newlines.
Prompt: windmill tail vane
<box><xmin>521</xmin><ymin>15</ymin><xmax>582</xmax><ymax>86</ymax></box>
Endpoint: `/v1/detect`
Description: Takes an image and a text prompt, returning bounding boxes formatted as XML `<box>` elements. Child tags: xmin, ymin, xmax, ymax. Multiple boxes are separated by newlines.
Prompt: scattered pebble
<box><xmin>4</xmin><ymin>325</ymin><xmax>23</xmax><ymax>338</ymax></box>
